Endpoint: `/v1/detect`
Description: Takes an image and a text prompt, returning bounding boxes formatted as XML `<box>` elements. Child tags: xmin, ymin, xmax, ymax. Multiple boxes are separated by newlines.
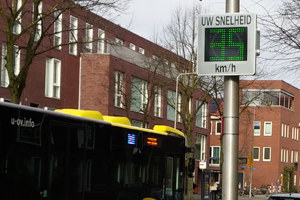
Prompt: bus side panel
<box><xmin>0</xmin><ymin>106</ymin><xmax>45</xmax><ymax>200</ymax></box>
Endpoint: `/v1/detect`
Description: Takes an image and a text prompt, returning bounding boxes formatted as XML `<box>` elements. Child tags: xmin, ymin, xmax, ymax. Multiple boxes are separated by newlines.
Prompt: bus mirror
<box><xmin>187</xmin><ymin>158</ymin><xmax>195</xmax><ymax>173</ymax></box>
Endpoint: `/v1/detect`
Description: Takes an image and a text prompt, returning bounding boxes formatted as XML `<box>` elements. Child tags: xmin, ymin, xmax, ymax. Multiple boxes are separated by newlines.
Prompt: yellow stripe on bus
<box><xmin>153</xmin><ymin>125</ymin><xmax>185</xmax><ymax>137</ymax></box>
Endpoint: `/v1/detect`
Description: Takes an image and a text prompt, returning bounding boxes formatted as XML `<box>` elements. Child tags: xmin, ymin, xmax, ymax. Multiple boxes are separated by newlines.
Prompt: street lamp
<box><xmin>249</xmin><ymin>106</ymin><xmax>256</xmax><ymax>200</ymax></box>
<box><xmin>174</xmin><ymin>72</ymin><xmax>198</xmax><ymax>129</ymax></box>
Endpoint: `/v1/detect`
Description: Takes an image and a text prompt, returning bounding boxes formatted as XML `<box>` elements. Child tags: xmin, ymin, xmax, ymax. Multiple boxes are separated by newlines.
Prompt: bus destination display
<box><xmin>205</xmin><ymin>27</ymin><xmax>247</xmax><ymax>61</ymax></box>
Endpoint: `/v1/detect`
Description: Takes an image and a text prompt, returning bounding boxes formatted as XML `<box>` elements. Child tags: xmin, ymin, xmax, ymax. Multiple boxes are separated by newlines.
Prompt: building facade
<box><xmin>209</xmin><ymin>80</ymin><xmax>300</xmax><ymax>192</ymax></box>
<box><xmin>0</xmin><ymin>0</ymin><xmax>211</xmax><ymax>191</ymax></box>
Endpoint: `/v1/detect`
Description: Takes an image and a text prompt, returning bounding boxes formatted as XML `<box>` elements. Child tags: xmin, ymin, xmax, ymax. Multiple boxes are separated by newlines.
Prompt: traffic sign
<box><xmin>197</xmin><ymin>13</ymin><xmax>259</xmax><ymax>76</ymax></box>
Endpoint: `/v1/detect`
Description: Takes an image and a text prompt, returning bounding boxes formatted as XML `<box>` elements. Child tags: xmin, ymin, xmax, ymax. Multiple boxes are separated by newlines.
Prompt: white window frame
<box><xmin>291</xmin><ymin>150</ymin><xmax>294</xmax><ymax>163</ymax></box>
<box><xmin>281</xmin><ymin>123</ymin><xmax>284</xmax><ymax>137</ymax></box>
<box><xmin>130</xmin><ymin>43</ymin><xmax>136</xmax><ymax>51</ymax></box>
<box><xmin>176</xmin><ymin>93</ymin><xmax>182</xmax><ymax>122</ymax></box>
<box><xmin>281</xmin><ymin>148</ymin><xmax>283</xmax><ymax>162</ymax></box>
<box><xmin>195</xmin><ymin>134</ymin><xmax>206</xmax><ymax>161</ymax></box>
<box><xmin>45</xmin><ymin>58</ymin><xmax>61</xmax><ymax>99</ymax></box>
<box><xmin>139</xmin><ymin>47</ymin><xmax>145</xmax><ymax>54</ymax></box>
<box><xmin>85</xmin><ymin>23</ymin><xmax>93</xmax><ymax>52</ymax></box>
<box><xmin>264</xmin><ymin>122</ymin><xmax>272</xmax><ymax>136</ymax></box>
<box><xmin>131</xmin><ymin>120</ymin><xmax>147</xmax><ymax>128</ymax></box>
<box><xmin>253</xmin><ymin>147</ymin><xmax>260</xmax><ymax>161</ymax></box>
<box><xmin>253</xmin><ymin>121</ymin><xmax>261</xmax><ymax>136</ymax></box>
<box><xmin>210</xmin><ymin>146</ymin><xmax>220</xmax><ymax>166</ymax></box>
<box><xmin>13</xmin><ymin>0</ymin><xmax>22</xmax><ymax>34</ymax></box>
<box><xmin>1</xmin><ymin>43</ymin><xmax>20</xmax><ymax>87</ymax></box>
<box><xmin>295</xmin><ymin>151</ymin><xmax>298</xmax><ymax>163</ymax></box>
<box><xmin>263</xmin><ymin>147</ymin><xmax>271</xmax><ymax>162</ymax></box>
<box><xmin>114</xmin><ymin>71</ymin><xmax>123</xmax><ymax>108</ymax></box>
<box><xmin>130</xmin><ymin>77</ymin><xmax>148</xmax><ymax>113</ymax></box>
<box><xmin>167</xmin><ymin>90</ymin><xmax>176</xmax><ymax>121</ymax></box>
<box><xmin>69</xmin><ymin>15</ymin><xmax>78</xmax><ymax>55</ymax></box>
<box><xmin>34</xmin><ymin>1</ymin><xmax>42</xmax><ymax>42</ymax></box>
<box><xmin>216</xmin><ymin>121</ymin><xmax>221</xmax><ymax>135</ymax></box>
<box><xmin>115</xmin><ymin>38</ymin><xmax>124</xmax><ymax>45</ymax></box>
<box><xmin>54</xmin><ymin>9</ymin><xmax>62</xmax><ymax>50</ymax></box>
<box><xmin>286</xmin><ymin>149</ymin><xmax>289</xmax><ymax>163</ymax></box>
<box><xmin>196</xmin><ymin>100</ymin><xmax>207</xmax><ymax>128</ymax></box>
<box><xmin>154</xmin><ymin>86</ymin><xmax>162</xmax><ymax>117</ymax></box>
<box><xmin>97</xmin><ymin>29</ymin><xmax>105</xmax><ymax>53</ymax></box>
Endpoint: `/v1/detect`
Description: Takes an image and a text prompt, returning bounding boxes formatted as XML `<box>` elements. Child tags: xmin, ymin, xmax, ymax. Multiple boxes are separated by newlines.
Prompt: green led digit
<box><xmin>228</xmin><ymin>28</ymin><xmax>244</xmax><ymax>60</ymax></box>
<box><xmin>210</xmin><ymin>28</ymin><xmax>225</xmax><ymax>61</ymax></box>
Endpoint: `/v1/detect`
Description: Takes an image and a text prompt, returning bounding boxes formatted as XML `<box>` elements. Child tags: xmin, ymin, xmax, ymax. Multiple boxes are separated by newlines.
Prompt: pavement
<box><xmin>189</xmin><ymin>194</ymin><xmax>268</xmax><ymax>200</ymax></box>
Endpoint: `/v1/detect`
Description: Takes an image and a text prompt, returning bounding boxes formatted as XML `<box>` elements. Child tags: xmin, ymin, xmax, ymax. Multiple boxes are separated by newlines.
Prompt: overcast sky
<box><xmin>115</xmin><ymin>0</ymin><xmax>300</xmax><ymax>88</ymax></box>
<box><xmin>116</xmin><ymin>0</ymin><xmax>275</xmax><ymax>40</ymax></box>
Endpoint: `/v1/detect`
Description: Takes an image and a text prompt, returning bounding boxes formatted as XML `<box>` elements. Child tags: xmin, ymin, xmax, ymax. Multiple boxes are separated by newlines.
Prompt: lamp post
<box><xmin>174</xmin><ymin>72</ymin><xmax>198</xmax><ymax>129</ymax></box>
<box><xmin>249</xmin><ymin>106</ymin><xmax>256</xmax><ymax>200</ymax></box>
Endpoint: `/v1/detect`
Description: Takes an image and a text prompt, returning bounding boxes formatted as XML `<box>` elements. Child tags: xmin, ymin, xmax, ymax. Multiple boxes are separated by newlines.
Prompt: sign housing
<box><xmin>197</xmin><ymin>13</ymin><xmax>258</xmax><ymax>76</ymax></box>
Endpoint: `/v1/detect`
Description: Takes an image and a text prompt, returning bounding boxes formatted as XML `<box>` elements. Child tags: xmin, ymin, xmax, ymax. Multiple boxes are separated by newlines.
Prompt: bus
<box><xmin>0</xmin><ymin>102</ymin><xmax>187</xmax><ymax>200</ymax></box>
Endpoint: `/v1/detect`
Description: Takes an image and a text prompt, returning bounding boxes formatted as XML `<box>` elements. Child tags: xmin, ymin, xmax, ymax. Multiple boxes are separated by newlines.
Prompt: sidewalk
<box><xmin>188</xmin><ymin>194</ymin><xmax>268</xmax><ymax>200</ymax></box>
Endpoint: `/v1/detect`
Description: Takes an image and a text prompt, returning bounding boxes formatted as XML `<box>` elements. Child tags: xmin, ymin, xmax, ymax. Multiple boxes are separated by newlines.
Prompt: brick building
<box><xmin>210</xmin><ymin>80</ymin><xmax>300</xmax><ymax>192</ymax></box>
<box><xmin>0</xmin><ymin>0</ymin><xmax>210</xmax><ymax>191</ymax></box>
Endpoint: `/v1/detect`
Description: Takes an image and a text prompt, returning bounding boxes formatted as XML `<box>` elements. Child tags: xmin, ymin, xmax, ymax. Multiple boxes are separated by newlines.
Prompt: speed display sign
<box><xmin>197</xmin><ymin>13</ymin><xmax>259</xmax><ymax>76</ymax></box>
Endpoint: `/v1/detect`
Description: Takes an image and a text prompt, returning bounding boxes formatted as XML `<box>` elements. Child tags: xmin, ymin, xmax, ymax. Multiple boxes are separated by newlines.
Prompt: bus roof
<box><xmin>55</xmin><ymin>109</ymin><xmax>185</xmax><ymax>137</ymax></box>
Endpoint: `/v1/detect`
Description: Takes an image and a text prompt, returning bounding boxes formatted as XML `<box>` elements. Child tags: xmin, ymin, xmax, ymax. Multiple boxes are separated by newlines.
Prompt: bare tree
<box><xmin>259</xmin><ymin>0</ymin><xmax>300</xmax><ymax>82</ymax></box>
<box><xmin>156</xmin><ymin>4</ymin><xmax>220</xmax><ymax>200</ymax></box>
<box><xmin>0</xmin><ymin>0</ymin><xmax>131</xmax><ymax>103</ymax></box>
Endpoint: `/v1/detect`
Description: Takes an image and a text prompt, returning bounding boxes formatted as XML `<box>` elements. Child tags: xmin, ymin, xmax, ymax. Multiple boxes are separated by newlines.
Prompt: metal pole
<box><xmin>249</xmin><ymin>106</ymin><xmax>256</xmax><ymax>200</ymax></box>
<box><xmin>222</xmin><ymin>1</ymin><xmax>240</xmax><ymax>200</ymax></box>
<box><xmin>174</xmin><ymin>73</ymin><xmax>198</xmax><ymax>129</ymax></box>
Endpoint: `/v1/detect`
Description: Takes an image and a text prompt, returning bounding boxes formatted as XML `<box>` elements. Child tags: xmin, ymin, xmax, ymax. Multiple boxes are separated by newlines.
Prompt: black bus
<box><xmin>0</xmin><ymin>102</ymin><xmax>186</xmax><ymax>200</ymax></box>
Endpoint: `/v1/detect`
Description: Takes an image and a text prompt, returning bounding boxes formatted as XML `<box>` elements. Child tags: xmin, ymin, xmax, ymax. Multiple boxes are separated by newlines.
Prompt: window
<box><xmin>167</xmin><ymin>90</ymin><xmax>181</xmax><ymax>122</ymax></box>
<box><xmin>264</xmin><ymin>122</ymin><xmax>272</xmax><ymax>136</ymax></box>
<box><xmin>45</xmin><ymin>58</ymin><xmax>61</xmax><ymax>98</ymax></box>
<box><xmin>253</xmin><ymin>147</ymin><xmax>260</xmax><ymax>161</ymax></box>
<box><xmin>69</xmin><ymin>16</ymin><xmax>78</xmax><ymax>55</ymax></box>
<box><xmin>281</xmin><ymin>123</ymin><xmax>284</xmax><ymax>137</ymax></box>
<box><xmin>114</xmin><ymin>71</ymin><xmax>123</xmax><ymax>108</ymax></box>
<box><xmin>195</xmin><ymin>134</ymin><xmax>206</xmax><ymax>161</ymax></box>
<box><xmin>1</xmin><ymin>43</ymin><xmax>20</xmax><ymax>87</ymax></box>
<box><xmin>281</xmin><ymin>148</ymin><xmax>283</xmax><ymax>162</ymax></box>
<box><xmin>139</xmin><ymin>47</ymin><xmax>144</xmax><ymax>54</ymax></box>
<box><xmin>291</xmin><ymin>150</ymin><xmax>294</xmax><ymax>163</ymax></box>
<box><xmin>85</xmin><ymin>23</ymin><xmax>93</xmax><ymax>52</ymax></box>
<box><xmin>13</xmin><ymin>0</ymin><xmax>22</xmax><ymax>34</ymax></box>
<box><xmin>154</xmin><ymin>86</ymin><xmax>162</xmax><ymax>117</ymax></box>
<box><xmin>130</xmin><ymin>43</ymin><xmax>136</xmax><ymax>51</ymax></box>
<box><xmin>34</xmin><ymin>1</ymin><xmax>42</xmax><ymax>42</ymax></box>
<box><xmin>115</xmin><ymin>38</ymin><xmax>124</xmax><ymax>45</ymax></box>
<box><xmin>253</xmin><ymin>121</ymin><xmax>261</xmax><ymax>136</ymax></box>
<box><xmin>295</xmin><ymin>151</ymin><xmax>298</xmax><ymax>163</ymax></box>
<box><xmin>53</xmin><ymin>9</ymin><xmax>62</xmax><ymax>49</ymax></box>
<box><xmin>210</xmin><ymin>146</ymin><xmax>220</xmax><ymax>165</ymax></box>
<box><xmin>216</xmin><ymin>121</ymin><xmax>221</xmax><ymax>135</ymax></box>
<box><xmin>242</xmin><ymin>89</ymin><xmax>294</xmax><ymax>110</ymax></box>
<box><xmin>196</xmin><ymin>100</ymin><xmax>207</xmax><ymax>128</ymax></box>
<box><xmin>131</xmin><ymin>120</ymin><xmax>147</xmax><ymax>128</ymax></box>
<box><xmin>286</xmin><ymin>149</ymin><xmax>289</xmax><ymax>163</ymax></box>
<box><xmin>131</xmin><ymin>77</ymin><xmax>148</xmax><ymax>113</ymax></box>
<box><xmin>263</xmin><ymin>147</ymin><xmax>271</xmax><ymax>161</ymax></box>
<box><xmin>97</xmin><ymin>29</ymin><xmax>105</xmax><ymax>53</ymax></box>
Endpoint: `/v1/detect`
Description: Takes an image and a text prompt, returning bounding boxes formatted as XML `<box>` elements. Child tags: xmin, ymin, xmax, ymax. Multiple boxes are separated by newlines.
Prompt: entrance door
<box><xmin>48</xmin><ymin>122</ymin><xmax>86</xmax><ymax>200</ymax></box>
<box><xmin>165</xmin><ymin>155</ymin><xmax>184</xmax><ymax>200</ymax></box>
